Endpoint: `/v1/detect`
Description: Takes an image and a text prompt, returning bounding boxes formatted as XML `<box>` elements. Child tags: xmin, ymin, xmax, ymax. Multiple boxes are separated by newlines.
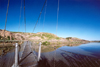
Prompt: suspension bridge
<box><xmin>1</xmin><ymin>0</ymin><xmax>100</xmax><ymax>67</ymax></box>
<box><xmin>0</xmin><ymin>41</ymin><xmax>41</xmax><ymax>67</ymax></box>
<box><xmin>1</xmin><ymin>0</ymin><xmax>48</xmax><ymax>67</ymax></box>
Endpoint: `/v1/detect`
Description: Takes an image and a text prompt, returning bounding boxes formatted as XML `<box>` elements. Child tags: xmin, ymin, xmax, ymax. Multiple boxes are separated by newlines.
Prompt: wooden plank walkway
<box><xmin>19</xmin><ymin>41</ymin><xmax>38</xmax><ymax>67</ymax></box>
<box><xmin>0</xmin><ymin>41</ymin><xmax>38</xmax><ymax>67</ymax></box>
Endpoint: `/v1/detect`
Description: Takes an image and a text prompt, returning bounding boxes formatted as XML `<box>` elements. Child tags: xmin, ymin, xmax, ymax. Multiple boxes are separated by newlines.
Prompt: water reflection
<box><xmin>59</xmin><ymin>43</ymin><xmax>100</xmax><ymax>58</ymax></box>
<box><xmin>38</xmin><ymin>43</ymin><xmax>100</xmax><ymax>67</ymax></box>
<box><xmin>0</xmin><ymin>46</ymin><xmax>14</xmax><ymax>56</ymax></box>
<box><xmin>41</xmin><ymin>43</ymin><xmax>82</xmax><ymax>53</ymax></box>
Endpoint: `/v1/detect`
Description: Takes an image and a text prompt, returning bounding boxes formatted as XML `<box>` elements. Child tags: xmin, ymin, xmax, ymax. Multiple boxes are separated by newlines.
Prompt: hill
<box><xmin>0</xmin><ymin>29</ymin><xmax>90</xmax><ymax>44</ymax></box>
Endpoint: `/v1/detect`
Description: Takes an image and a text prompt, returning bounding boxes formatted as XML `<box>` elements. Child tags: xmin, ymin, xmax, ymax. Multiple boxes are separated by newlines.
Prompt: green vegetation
<box><xmin>12</xmin><ymin>37</ymin><xmax>14</xmax><ymax>40</ymax></box>
<box><xmin>30</xmin><ymin>33</ymin><xmax>60</xmax><ymax>40</ymax></box>
<box><xmin>11</xmin><ymin>32</ymin><xmax>22</xmax><ymax>33</ymax></box>
<box><xmin>0</xmin><ymin>35</ymin><xmax>14</xmax><ymax>40</ymax></box>
<box><xmin>41</xmin><ymin>33</ymin><xmax>60</xmax><ymax>40</ymax></box>
<box><xmin>21</xmin><ymin>36</ymin><xmax>24</xmax><ymax>40</ymax></box>
<box><xmin>42</xmin><ymin>33</ymin><xmax>55</xmax><ymax>40</ymax></box>
<box><xmin>7</xmin><ymin>36</ymin><xmax>10</xmax><ymax>40</ymax></box>
<box><xmin>32</xmin><ymin>34</ymin><xmax>41</xmax><ymax>37</ymax></box>
<box><xmin>66</xmin><ymin>37</ymin><xmax>72</xmax><ymax>40</ymax></box>
<box><xmin>41</xmin><ymin>36</ymin><xmax>44</xmax><ymax>39</ymax></box>
<box><xmin>56</xmin><ymin>37</ymin><xmax>60</xmax><ymax>40</ymax></box>
<box><xmin>7</xmin><ymin>36</ymin><xmax>14</xmax><ymax>40</ymax></box>
<box><xmin>42</xmin><ymin>41</ymin><xmax>50</xmax><ymax>46</ymax></box>
<box><xmin>0</xmin><ymin>35</ymin><xmax>2</xmax><ymax>40</ymax></box>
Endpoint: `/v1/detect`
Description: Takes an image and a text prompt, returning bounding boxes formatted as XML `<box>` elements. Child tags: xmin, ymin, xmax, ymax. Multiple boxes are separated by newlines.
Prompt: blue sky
<box><xmin>0</xmin><ymin>0</ymin><xmax>100</xmax><ymax>40</ymax></box>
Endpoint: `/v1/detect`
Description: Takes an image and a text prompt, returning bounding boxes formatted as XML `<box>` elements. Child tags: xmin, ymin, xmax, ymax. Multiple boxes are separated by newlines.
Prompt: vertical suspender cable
<box><xmin>18</xmin><ymin>0</ymin><xmax>22</xmax><ymax>32</ymax></box>
<box><xmin>24</xmin><ymin>0</ymin><xmax>26</xmax><ymax>33</ymax></box>
<box><xmin>42</xmin><ymin>1</ymin><xmax>47</xmax><ymax>32</ymax></box>
<box><xmin>56</xmin><ymin>0</ymin><xmax>59</xmax><ymax>36</ymax></box>
<box><xmin>24</xmin><ymin>0</ymin><xmax>26</xmax><ymax>40</ymax></box>
<box><xmin>2</xmin><ymin>0</ymin><xmax>10</xmax><ymax>55</ymax></box>
<box><xmin>18</xmin><ymin>0</ymin><xmax>22</xmax><ymax>62</ymax></box>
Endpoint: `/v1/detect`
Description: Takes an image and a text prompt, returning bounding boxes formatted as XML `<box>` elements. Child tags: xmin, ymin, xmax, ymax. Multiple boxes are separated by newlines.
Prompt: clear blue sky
<box><xmin>0</xmin><ymin>0</ymin><xmax>100</xmax><ymax>40</ymax></box>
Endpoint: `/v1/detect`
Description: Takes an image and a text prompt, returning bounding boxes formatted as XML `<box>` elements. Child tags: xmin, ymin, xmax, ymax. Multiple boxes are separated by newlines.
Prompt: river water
<box><xmin>1</xmin><ymin>43</ymin><xmax>100</xmax><ymax>67</ymax></box>
<box><xmin>38</xmin><ymin>43</ymin><xmax>100</xmax><ymax>67</ymax></box>
<box><xmin>58</xmin><ymin>42</ymin><xmax>100</xmax><ymax>58</ymax></box>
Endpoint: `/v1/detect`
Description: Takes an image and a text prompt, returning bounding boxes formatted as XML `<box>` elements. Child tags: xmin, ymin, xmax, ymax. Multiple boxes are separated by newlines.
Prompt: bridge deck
<box><xmin>19</xmin><ymin>41</ymin><xmax>38</xmax><ymax>67</ymax></box>
<box><xmin>0</xmin><ymin>41</ymin><xmax>38</xmax><ymax>67</ymax></box>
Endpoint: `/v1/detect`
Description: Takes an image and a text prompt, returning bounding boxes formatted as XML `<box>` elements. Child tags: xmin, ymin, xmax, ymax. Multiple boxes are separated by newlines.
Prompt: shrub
<box><xmin>12</xmin><ymin>37</ymin><xmax>14</xmax><ymax>40</ymax></box>
<box><xmin>56</xmin><ymin>37</ymin><xmax>60</xmax><ymax>40</ymax></box>
<box><xmin>21</xmin><ymin>36</ymin><xmax>24</xmax><ymax>40</ymax></box>
<box><xmin>7</xmin><ymin>36</ymin><xmax>10</xmax><ymax>40</ymax></box>
<box><xmin>0</xmin><ymin>35</ymin><xmax>2</xmax><ymax>40</ymax></box>
<box><xmin>66</xmin><ymin>37</ymin><xmax>72</xmax><ymax>40</ymax></box>
<box><xmin>42</xmin><ymin>41</ymin><xmax>50</xmax><ymax>46</ymax></box>
<box><xmin>41</xmin><ymin>36</ymin><xmax>44</xmax><ymax>39</ymax></box>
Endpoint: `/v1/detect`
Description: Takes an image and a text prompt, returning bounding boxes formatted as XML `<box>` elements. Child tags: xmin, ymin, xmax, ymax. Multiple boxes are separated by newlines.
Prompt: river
<box><xmin>38</xmin><ymin>43</ymin><xmax>100</xmax><ymax>67</ymax></box>
<box><xmin>0</xmin><ymin>43</ymin><xmax>100</xmax><ymax>67</ymax></box>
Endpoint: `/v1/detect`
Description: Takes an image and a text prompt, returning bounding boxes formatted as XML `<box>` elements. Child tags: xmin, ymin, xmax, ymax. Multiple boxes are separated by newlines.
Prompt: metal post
<box><xmin>38</xmin><ymin>42</ymin><xmax>41</xmax><ymax>61</ymax></box>
<box><xmin>15</xmin><ymin>43</ymin><xmax>18</xmax><ymax>67</ymax></box>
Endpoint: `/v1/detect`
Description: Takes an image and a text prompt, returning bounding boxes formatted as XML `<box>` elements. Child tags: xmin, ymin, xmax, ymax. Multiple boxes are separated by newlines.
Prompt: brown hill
<box><xmin>0</xmin><ymin>29</ymin><xmax>89</xmax><ymax>43</ymax></box>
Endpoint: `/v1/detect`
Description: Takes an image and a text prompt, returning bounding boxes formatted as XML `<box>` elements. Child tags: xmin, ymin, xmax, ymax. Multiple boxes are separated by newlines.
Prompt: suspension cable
<box><xmin>32</xmin><ymin>0</ymin><xmax>47</xmax><ymax>33</ymax></box>
<box><xmin>42</xmin><ymin>1</ymin><xmax>47</xmax><ymax>32</ymax></box>
<box><xmin>18</xmin><ymin>0</ymin><xmax>22</xmax><ymax>32</ymax></box>
<box><xmin>38</xmin><ymin>16</ymin><xmax>41</xmax><ymax>32</ymax></box>
<box><xmin>56</xmin><ymin>0</ymin><xmax>59</xmax><ymax>36</ymax></box>
<box><xmin>2</xmin><ymin>0</ymin><xmax>10</xmax><ymax>55</ymax></box>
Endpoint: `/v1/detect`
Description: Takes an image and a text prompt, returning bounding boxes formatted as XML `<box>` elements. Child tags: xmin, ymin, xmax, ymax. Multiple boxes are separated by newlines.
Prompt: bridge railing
<box><xmin>19</xmin><ymin>41</ymin><xmax>27</xmax><ymax>60</ymax></box>
<box><xmin>31</xmin><ymin>41</ymin><xmax>39</xmax><ymax>52</ymax></box>
<box><xmin>31</xmin><ymin>41</ymin><xmax>42</xmax><ymax>61</ymax></box>
<box><xmin>12</xmin><ymin>43</ymin><xmax>19</xmax><ymax>67</ymax></box>
<box><xmin>11</xmin><ymin>41</ymin><xmax>42</xmax><ymax>67</ymax></box>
